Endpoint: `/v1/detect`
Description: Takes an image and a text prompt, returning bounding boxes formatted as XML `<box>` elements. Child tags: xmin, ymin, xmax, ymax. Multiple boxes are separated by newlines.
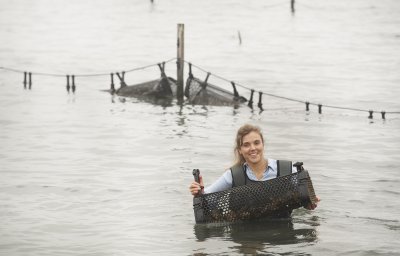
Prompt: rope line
<box><xmin>262</xmin><ymin>1</ymin><xmax>289</xmax><ymax>9</ymax></box>
<box><xmin>321</xmin><ymin>104</ymin><xmax>367</xmax><ymax>113</ymax></box>
<box><xmin>0</xmin><ymin>57</ymin><xmax>176</xmax><ymax>78</ymax></box>
<box><xmin>1</xmin><ymin>59</ymin><xmax>400</xmax><ymax>118</ymax></box>
<box><xmin>296</xmin><ymin>2</ymin><xmax>327</xmax><ymax>10</ymax></box>
<box><xmin>187</xmin><ymin>61</ymin><xmax>307</xmax><ymax>104</ymax></box>
<box><xmin>296</xmin><ymin>2</ymin><xmax>381</xmax><ymax>11</ymax></box>
<box><xmin>184</xmin><ymin>60</ymin><xmax>400</xmax><ymax>117</ymax></box>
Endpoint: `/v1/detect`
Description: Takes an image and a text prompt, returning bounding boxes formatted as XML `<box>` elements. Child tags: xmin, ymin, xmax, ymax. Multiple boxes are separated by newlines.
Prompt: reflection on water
<box><xmin>194</xmin><ymin>217</ymin><xmax>318</xmax><ymax>254</ymax></box>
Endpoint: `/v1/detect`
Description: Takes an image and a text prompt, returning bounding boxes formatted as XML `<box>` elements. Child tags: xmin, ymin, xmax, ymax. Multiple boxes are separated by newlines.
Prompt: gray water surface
<box><xmin>1</xmin><ymin>0</ymin><xmax>400</xmax><ymax>255</ymax></box>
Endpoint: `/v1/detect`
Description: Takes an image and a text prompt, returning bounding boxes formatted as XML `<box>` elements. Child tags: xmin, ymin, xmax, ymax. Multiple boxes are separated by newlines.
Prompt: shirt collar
<box><xmin>243</xmin><ymin>158</ymin><xmax>277</xmax><ymax>173</ymax></box>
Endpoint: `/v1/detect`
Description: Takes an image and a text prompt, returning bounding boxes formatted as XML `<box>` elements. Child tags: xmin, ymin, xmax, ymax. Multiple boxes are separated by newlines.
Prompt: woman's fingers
<box><xmin>189</xmin><ymin>175</ymin><xmax>205</xmax><ymax>196</ymax></box>
<box><xmin>189</xmin><ymin>181</ymin><xmax>202</xmax><ymax>195</ymax></box>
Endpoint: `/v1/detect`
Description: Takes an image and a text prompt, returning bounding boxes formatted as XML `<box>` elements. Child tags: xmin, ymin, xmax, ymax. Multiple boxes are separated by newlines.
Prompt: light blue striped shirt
<box><xmin>204</xmin><ymin>158</ymin><xmax>296</xmax><ymax>194</ymax></box>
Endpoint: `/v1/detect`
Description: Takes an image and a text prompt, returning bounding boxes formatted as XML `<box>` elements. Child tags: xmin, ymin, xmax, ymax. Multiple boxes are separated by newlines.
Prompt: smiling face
<box><xmin>238</xmin><ymin>131</ymin><xmax>265</xmax><ymax>165</ymax></box>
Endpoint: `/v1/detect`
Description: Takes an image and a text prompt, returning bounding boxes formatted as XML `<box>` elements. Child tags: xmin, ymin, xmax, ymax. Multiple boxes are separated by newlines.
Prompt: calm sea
<box><xmin>1</xmin><ymin>0</ymin><xmax>400</xmax><ymax>255</ymax></box>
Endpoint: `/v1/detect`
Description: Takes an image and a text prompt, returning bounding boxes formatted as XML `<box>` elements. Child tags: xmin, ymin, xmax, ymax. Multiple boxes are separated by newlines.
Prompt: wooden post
<box><xmin>238</xmin><ymin>30</ymin><xmax>242</xmax><ymax>45</ymax></box>
<box><xmin>28</xmin><ymin>72</ymin><xmax>32</xmax><ymax>89</ymax></box>
<box><xmin>23</xmin><ymin>72</ymin><xmax>27</xmax><ymax>89</ymax></box>
<box><xmin>177</xmin><ymin>24</ymin><xmax>184</xmax><ymax>103</ymax></box>
<box><xmin>291</xmin><ymin>0</ymin><xmax>295</xmax><ymax>14</ymax></box>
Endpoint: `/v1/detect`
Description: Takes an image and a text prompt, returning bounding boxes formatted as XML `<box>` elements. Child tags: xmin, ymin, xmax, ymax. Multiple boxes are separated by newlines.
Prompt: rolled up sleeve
<box><xmin>204</xmin><ymin>169</ymin><xmax>233</xmax><ymax>194</ymax></box>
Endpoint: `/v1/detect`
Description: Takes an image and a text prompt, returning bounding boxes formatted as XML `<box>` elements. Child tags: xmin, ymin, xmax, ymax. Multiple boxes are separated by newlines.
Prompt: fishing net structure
<box><xmin>117</xmin><ymin>76</ymin><xmax>177</xmax><ymax>98</ymax></box>
<box><xmin>114</xmin><ymin>62</ymin><xmax>249</xmax><ymax>107</ymax></box>
<box><xmin>185</xmin><ymin>75</ymin><xmax>247</xmax><ymax>106</ymax></box>
<box><xmin>193</xmin><ymin>170</ymin><xmax>317</xmax><ymax>223</ymax></box>
<box><xmin>115</xmin><ymin>62</ymin><xmax>177</xmax><ymax>100</ymax></box>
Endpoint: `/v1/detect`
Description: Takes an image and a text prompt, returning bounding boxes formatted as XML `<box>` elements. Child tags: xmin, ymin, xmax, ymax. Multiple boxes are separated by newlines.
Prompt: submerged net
<box><xmin>193</xmin><ymin>170</ymin><xmax>317</xmax><ymax>223</ymax></box>
<box><xmin>117</xmin><ymin>77</ymin><xmax>177</xmax><ymax>98</ymax></box>
<box><xmin>185</xmin><ymin>76</ymin><xmax>246</xmax><ymax>106</ymax></box>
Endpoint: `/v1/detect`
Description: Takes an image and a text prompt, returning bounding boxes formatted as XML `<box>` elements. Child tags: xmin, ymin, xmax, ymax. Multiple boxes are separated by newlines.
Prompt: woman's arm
<box><xmin>189</xmin><ymin>169</ymin><xmax>233</xmax><ymax>196</ymax></box>
<box><xmin>204</xmin><ymin>170</ymin><xmax>233</xmax><ymax>194</ymax></box>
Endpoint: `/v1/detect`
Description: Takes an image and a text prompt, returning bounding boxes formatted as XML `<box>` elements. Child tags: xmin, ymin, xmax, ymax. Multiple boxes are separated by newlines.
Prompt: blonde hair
<box><xmin>233</xmin><ymin>124</ymin><xmax>264</xmax><ymax>166</ymax></box>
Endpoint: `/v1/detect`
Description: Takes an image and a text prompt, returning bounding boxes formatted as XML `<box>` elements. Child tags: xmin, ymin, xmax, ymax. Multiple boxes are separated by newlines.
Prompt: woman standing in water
<box><xmin>189</xmin><ymin>123</ymin><xmax>319</xmax><ymax>210</ymax></box>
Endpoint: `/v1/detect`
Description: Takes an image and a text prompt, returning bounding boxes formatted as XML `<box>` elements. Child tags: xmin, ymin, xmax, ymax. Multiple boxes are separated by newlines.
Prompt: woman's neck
<box><xmin>248</xmin><ymin>159</ymin><xmax>268</xmax><ymax>179</ymax></box>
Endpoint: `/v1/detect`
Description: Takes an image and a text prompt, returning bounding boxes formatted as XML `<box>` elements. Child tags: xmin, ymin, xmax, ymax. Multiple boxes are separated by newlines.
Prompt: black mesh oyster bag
<box><xmin>193</xmin><ymin>170</ymin><xmax>317</xmax><ymax>223</ymax></box>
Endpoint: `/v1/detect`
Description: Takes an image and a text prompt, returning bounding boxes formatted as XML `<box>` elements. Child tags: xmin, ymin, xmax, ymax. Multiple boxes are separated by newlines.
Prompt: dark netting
<box><xmin>185</xmin><ymin>76</ymin><xmax>246</xmax><ymax>106</ymax></box>
<box><xmin>193</xmin><ymin>170</ymin><xmax>317</xmax><ymax>223</ymax></box>
<box><xmin>117</xmin><ymin>77</ymin><xmax>177</xmax><ymax>98</ymax></box>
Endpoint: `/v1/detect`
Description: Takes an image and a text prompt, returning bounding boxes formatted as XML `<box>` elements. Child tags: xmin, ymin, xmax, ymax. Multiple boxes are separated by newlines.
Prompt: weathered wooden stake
<box><xmin>177</xmin><ymin>23</ymin><xmax>184</xmax><ymax>103</ymax></box>
<box><xmin>291</xmin><ymin>0</ymin><xmax>295</xmax><ymax>13</ymax></box>
<box><xmin>110</xmin><ymin>73</ymin><xmax>115</xmax><ymax>93</ymax></box>
<box><xmin>72</xmin><ymin>75</ymin><xmax>76</xmax><ymax>93</ymax></box>
<box><xmin>23</xmin><ymin>72</ymin><xmax>27</xmax><ymax>89</ymax></box>
<box><xmin>28</xmin><ymin>72</ymin><xmax>32</xmax><ymax>89</ymax></box>
<box><xmin>66</xmin><ymin>75</ymin><xmax>70</xmax><ymax>92</ymax></box>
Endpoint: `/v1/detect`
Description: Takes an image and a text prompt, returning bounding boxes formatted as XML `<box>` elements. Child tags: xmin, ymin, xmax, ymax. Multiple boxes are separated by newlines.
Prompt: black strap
<box><xmin>231</xmin><ymin>160</ymin><xmax>293</xmax><ymax>187</ymax></box>
<box><xmin>231</xmin><ymin>164</ymin><xmax>246</xmax><ymax>187</ymax></box>
<box><xmin>277</xmin><ymin>160</ymin><xmax>292</xmax><ymax>177</ymax></box>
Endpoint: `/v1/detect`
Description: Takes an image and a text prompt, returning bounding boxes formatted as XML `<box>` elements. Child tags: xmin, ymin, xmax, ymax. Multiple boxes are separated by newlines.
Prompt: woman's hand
<box><xmin>305</xmin><ymin>196</ymin><xmax>320</xmax><ymax>210</ymax></box>
<box><xmin>189</xmin><ymin>175</ymin><xmax>204</xmax><ymax>196</ymax></box>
